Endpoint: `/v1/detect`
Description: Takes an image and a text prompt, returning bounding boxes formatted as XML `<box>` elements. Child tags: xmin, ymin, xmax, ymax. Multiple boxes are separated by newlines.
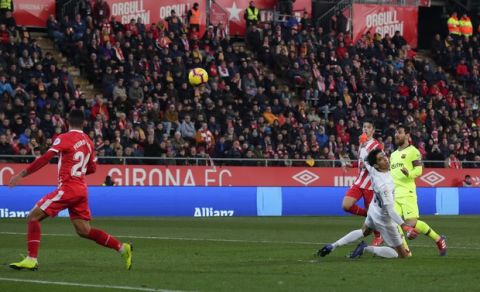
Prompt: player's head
<box><xmin>68</xmin><ymin>109</ymin><xmax>85</xmax><ymax>130</ymax></box>
<box><xmin>367</xmin><ymin>148</ymin><xmax>389</xmax><ymax>171</ymax></box>
<box><xmin>362</xmin><ymin>119</ymin><xmax>375</xmax><ymax>139</ymax></box>
<box><xmin>395</xmin><ymin>124</ymin><xmax>410</xmax><ymax>147</ymax></box>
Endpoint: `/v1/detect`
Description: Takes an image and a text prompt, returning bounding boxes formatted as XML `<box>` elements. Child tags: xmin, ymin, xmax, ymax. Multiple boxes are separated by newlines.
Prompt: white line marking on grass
<box><xmin>1</xmin><ymin>231</ymin><xmax>478</xmax><ymax>250</ymax></box>
<box><xmin>0</xmin><ymin>277</ymin><xmax>191</xmax><ymax>292</ymax></box>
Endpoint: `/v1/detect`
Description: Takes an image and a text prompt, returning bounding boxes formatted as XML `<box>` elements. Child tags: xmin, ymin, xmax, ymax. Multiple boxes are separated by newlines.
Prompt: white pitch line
<box><xmin>0</xmin><ymin>277</ymin><xmax>192</xmax><ymax>292</ymax></box>
<box><xmin>1</xmin><ymin>231</ymin><xmax>479</xmax><ymax>250</ymax></box>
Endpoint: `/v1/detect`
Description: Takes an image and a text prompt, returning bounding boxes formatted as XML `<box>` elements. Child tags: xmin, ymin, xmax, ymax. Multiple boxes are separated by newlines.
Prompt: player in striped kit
<box><xmin>318</xmin><ymin>149</ymin><xmax>418</xmax><ymax>259</ymax></box>
<box><xmin>342</xmin><ymin>119</ymin><xmax>383</xmax><ymax>245</ymax></box>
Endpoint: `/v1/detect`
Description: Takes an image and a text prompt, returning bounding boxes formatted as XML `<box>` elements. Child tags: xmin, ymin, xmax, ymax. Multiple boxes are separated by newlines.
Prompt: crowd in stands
<box><xmin>0</xmin><ymin>1</ymin><xmax>479</xmax><ymax>168</ymax></box>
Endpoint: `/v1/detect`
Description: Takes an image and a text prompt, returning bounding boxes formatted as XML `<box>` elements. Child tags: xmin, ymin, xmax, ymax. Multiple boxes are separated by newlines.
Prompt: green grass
<box><xmin>0</xmin><ymin>216</ymin><xmax>479</xmax><ymax>292</ymax></box>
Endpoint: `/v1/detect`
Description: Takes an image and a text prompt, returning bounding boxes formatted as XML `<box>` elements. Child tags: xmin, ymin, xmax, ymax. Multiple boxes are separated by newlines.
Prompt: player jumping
<box><xmin>8</xmin><ymin>110</ymin><xmax>133</xmax><ymax>270</ymax></box>
<box><xmin>318</xmin><ymin>149</ymin><xmax>418</xmax><ymax>259</ymax></box>
<box><xmin>342</xmin><ymin>119</ymin><xmax>383</xmax><ymax>246</ymax></box>
<box><xmin>391</xmin><ymin>125</ymin><xmax>447</xmax><ymax>256</ymax></box>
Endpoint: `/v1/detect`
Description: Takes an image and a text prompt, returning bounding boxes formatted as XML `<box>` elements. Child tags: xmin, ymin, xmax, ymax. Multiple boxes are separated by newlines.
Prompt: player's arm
<box><xmin>400</xmin><ymin>149</ymin><xmax>423</xmax><ymax>178</ymax></box>
<box><xmin>409</xmin><ymin>148</ymin><xmax>423</xmax><ymax>178</ymax></box>
<box><xmin>86</xmin><ymin>142</ymin><xmax>97</xmax><ymax>175</ymax></box>
<box><xmin>385</xmin><ymin>202</ymin><xmax>418</xmax><ymax>239</ymax></box>
<box><xmin>381</xmin><ymin>187</ymin><xmax>418</xmax><ymax>239</ymax></box>
<box><xmin>363</xmin><ymin>159</ymin><xmax>378</xmax><ymax>175</ymax></box>
<box><xmin>8</xmin><ymin>150</ymin><xmax>56</xmax><ymax>188</ymax></box>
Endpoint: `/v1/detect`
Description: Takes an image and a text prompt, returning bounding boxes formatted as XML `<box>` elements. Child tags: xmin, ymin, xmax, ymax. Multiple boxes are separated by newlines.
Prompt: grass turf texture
<box><xmin>0</xmin><ymin>216</ymin><xmax>479</xmax><ymax>292</ymax></box>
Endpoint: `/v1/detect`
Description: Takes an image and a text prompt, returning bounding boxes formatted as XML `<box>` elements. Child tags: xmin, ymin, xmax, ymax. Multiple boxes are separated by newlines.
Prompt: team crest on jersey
<box><xmin>53</xmin><ymin>138</ymin><xmax>61</xmax><ymax>146</ymax></box>
<box><xmin>401</xmin><ymin>154</ymin><xmax>406</xmax><ymax>159</ymax></box>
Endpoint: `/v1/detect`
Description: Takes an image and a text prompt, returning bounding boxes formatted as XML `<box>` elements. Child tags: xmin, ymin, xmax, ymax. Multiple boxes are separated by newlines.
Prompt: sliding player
<box><xmin>318</xmin><ymin>149</ymin><xmax>417</xmax><ymax>259</ymax></box>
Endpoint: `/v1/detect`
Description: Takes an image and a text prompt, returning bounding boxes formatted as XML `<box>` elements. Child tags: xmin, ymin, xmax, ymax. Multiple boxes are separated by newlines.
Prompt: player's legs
<box><xmin>342</xmin><ymin>186</ymin><xmax>367</xmax><ymax>216</ymax></box>
<box><xmin>317</xmin><ymin>223</ymin><xmax>372</xmax><ymax>257</ymax></box>
<box><xmin>9</xmin><ymin>206</ymin><xmax>48</xmax><ymax>270</ymax></box>
<box><xmin>70</xmin><ymin>196</ymin><xmax>133</xmax><ymax>269</ymax></box>
<box><xmin>401</xmin><ymin>196</ymin><xmax>447</xmax><ymax>256</ymax></box>
<box><xmin>26</xmin><ymin>207</ymin><xmax>48</xmax><ymax>258</ymax></box>
<box><xmin>361</xmin><ymin>189</ymin><xmax>383</xmax><ymax>245</ymax></box>
<box><xmin>394</xmin><ymin>199</ymin><xmax>412</xmax><ymax>253</ymax></box>
<box><xmin>71</xmin><ymin>218</ymin><xmax>122</xmax><ymax>250</ymax></box>
<box><xmin>360</xmin><ymin>220</ymin><xmax>408</xmax><ymax>259</ymax></box>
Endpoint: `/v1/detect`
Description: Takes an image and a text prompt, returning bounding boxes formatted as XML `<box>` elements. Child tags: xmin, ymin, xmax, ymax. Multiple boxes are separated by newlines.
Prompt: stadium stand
<box><xmin>0</xmin><ymin>4</ymin><xmax>479</xmax><ymax>168</ymax></box>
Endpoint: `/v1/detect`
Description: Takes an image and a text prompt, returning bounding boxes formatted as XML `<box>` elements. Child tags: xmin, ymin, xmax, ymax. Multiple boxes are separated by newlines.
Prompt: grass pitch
<box><xmin>0</xmin><ymin>216</ymin><xmax>479</xmax><ymax>292</ymax></box>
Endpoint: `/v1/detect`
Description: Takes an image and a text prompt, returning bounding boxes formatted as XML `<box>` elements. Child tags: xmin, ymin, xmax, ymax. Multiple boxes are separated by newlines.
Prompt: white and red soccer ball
<box><xmin>188</xmin><ymin>68</ymin><xmax>209</xmax><ymax>86</ymax></box>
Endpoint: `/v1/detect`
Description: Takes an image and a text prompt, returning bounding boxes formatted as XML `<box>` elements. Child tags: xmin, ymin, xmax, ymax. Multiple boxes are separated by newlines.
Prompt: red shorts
<box><xmin>36</xmin><ymin>184</ymin><xmax>91</xmax><ymax>221</ymax></box>
<box><xmin>345</xmin><ymin>185</ymin><xmax>374</xmax><ymax>209</ymax></box>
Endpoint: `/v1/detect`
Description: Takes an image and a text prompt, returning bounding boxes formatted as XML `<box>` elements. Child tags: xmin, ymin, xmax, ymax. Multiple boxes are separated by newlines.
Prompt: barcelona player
<box><xmin>391</xmin><ymin>125</ymin><xmax>447</xmax><ymax>256</ymax></box>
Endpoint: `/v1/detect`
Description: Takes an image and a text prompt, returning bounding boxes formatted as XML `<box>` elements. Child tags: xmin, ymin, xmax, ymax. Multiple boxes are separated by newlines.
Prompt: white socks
<box><xmin>365</xmin><ymin>246</ymin><xmax>399</xmax><ymax>258</ymax></box>
<box><xmin>332</xmin><ymin>229</ymin><xmax>364</xmax><ymax>249</ymax></box>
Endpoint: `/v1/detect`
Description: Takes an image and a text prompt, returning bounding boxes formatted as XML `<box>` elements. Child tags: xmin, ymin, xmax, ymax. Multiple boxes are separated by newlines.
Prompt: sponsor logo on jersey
<box><xmin>390</xmin><ymin>162</ymin><xmax>404</xmax><ymax>169</ymax></box>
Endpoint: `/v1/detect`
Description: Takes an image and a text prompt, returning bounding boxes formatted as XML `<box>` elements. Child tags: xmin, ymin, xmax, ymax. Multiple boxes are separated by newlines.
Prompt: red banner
<box><xmin>418</xmin><ymin>0</ymin><xmax>431</xmax><ymax>7</ymax></box>
<box><xmin>13</xmin><ymin>0</ymin><xmax>55</xmax><ymax>27</ymax></box>
<box><xmin>1</xmin><ymin>163</ymin><xmax>478</xmax><ymax>187</ymax></box>
<box><xmin>352</xmin><ymin>4</ymin><xmax>418</xmax><ymax>48</ymax></box>
<box><xmin>105</xmin><ymin>0</ymin><xmax>207</xmax><ymax>35</ymax></box>
<box><xmin>210</xmin><ymin>1</ymin><xmax>229</xmax><ymax>26</ymax></box>
<box><xmin>213</xmin><ymin>0</ymin><xmax>311</xmax><ymax>37</ymax></box>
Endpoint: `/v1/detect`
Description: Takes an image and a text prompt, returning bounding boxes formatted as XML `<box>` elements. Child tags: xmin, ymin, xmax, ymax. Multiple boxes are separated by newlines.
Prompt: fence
<box><xmin>0</xmin><ymin>155</ymin><xmax>477</xmax><ymax>168</ymax></box>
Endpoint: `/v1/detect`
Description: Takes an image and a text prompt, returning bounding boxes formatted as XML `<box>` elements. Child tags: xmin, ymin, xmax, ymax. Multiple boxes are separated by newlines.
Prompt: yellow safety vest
<box><xmin>459</xmin><ymin>16</ymin><xmax>473</xmax><ymax>36</ymax></box>
<box><xmin>447</xmin><ymin>16</ymin><xmax>461</xmax><ymax>35</ymax></box>
<box><xmin>0</xmin><ymin>0</ymin><xmax>12</xmax><ymax>10</ymax></box>
<box><xmin>247</xmin><ymin>7</ymin><xmax>259</xmax><ymax>21</ymax></box>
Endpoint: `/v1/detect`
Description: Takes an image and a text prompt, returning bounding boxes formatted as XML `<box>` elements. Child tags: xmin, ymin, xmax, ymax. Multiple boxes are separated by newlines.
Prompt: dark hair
<box><xmin>367</xmin><ymin>148</ymin><xmax>382</xmax><ymax>167</ymax></box>
<box><xmin>68</xmin><ymin>109</ymin><xmax>85</xmax><ymax>128</ymax></box>
<box><xmin>397</xmin><ymin>124</ymin><xmax>411</xmax><ymax>134</ymax></box>
<box><xmin>363</xmin><ymin>118</ymin><xmax>375</xmax><ymax>128</ymax></box>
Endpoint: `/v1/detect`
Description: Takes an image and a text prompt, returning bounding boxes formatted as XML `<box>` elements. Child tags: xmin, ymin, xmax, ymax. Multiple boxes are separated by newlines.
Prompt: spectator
<box><xmin>244</xmin><ymin>1</ymin><xmax>259</xmax><ymax>29</ymax></box>
<box><xmin>187</xmin><ymin>3</ymin><xmax>201</xmax><ymax>33</ymax></box>
<box><xmin>102</xmin><ymin>175</ymin><xmax>115</xmax><ymax>186</ymax></box>
<box><xmin>445</xmin><ymin>152</ymin><xmax>461</xmax><ymax>169</ymax></box>
<box><xmin>93</xmin><ymin>0</ymin><xmax>110</xmax><ymax>25</ymax></box>
<box><xmin>462</xmin><ymin>175</ymin><xmax>473</xmax><ymax>187</ymax></box>
<box><xmin>166</xmin><ymin>10</ymin><xmax>182</xmax><ymax>36</ymax></box>
<box><xmin>0</xmin><ymin>133</ymin><xmax>13</xmax><ymax>155</ymax></box>
<box><xmin>91</xmin><ymin>95</ymin><xmax>110</xmax><ymax>121</ymax></box>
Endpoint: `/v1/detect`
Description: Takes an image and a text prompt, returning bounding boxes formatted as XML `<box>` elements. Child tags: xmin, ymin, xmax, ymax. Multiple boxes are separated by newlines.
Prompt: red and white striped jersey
<box><xmin>353</xmin><ymin>139</ymin><xmax>382</xmax><ymax>190</ymax></box>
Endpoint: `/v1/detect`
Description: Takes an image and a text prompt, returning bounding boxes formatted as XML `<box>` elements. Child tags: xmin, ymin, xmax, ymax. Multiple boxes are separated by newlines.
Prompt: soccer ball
<box><xmin>188</xmin><ymin>68</ymin><xmax>208</xmax><ymax>86</ymax></box>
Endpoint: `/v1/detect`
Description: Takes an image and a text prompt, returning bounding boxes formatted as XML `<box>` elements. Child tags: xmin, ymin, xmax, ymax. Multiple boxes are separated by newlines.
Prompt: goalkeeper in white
<box><xmin>317</xmin><ymin>149</ymin><xmax>418</xmax><ymax>259</ymax></box>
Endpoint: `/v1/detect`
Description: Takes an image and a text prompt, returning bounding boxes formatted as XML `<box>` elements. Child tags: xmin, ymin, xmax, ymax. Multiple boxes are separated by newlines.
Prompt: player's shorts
<box><xmin>365</xmin><ymin>214</ymin><xmax>403</xmax><ymax>247</ymax></box>
<box><xmin>36</xmin><ymin>184</ymin><xmax>91</xmax><ymax>221</ymax></box>
<box><xmin>345</xmin><ymin>185</ymin><xmax>374</xmax><ymax>208</ymax></box>
<box><xmin>394</xmin><ymin>195</ymin><xmax>419</xmax><ymax>220</ymax></box>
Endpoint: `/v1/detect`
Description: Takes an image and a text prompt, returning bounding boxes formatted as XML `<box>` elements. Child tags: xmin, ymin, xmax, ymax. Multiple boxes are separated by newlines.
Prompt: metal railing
<box><xmin>0</xmin><ymin>155</ymin><xmax>478</xmax><ymax>168</ymax></box>
<box><xmin>315</xmin><ymin>0</ymin><xmax>353</xmax><ymax>34</ymax></box>
<box><xmin>314</xmin><ymin>0</ymin><xmax>420</xmax><ymax>33</ymax></box>
<box><xmin>353</xmin><ymin>0</ymin><xmax>420</xmax><ymax>5</ymax></box>
<box><xmin>57</xmin><ymin>0</ymin><xmax>85</xmax><ymax>21</ymax></box>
